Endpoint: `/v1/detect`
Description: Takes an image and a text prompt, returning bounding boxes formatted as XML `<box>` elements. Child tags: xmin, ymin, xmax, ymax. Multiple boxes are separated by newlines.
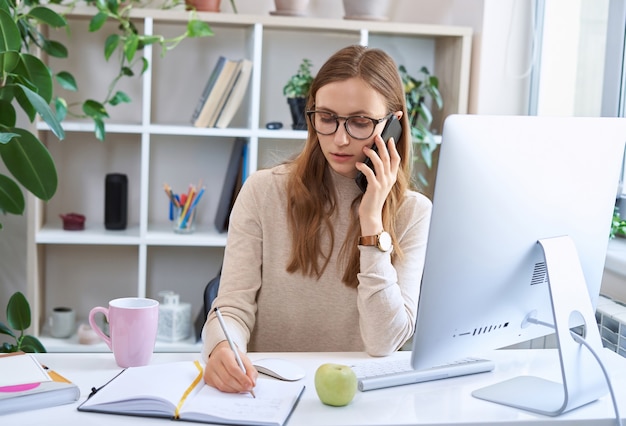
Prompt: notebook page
<box><xmin>80</xmin><ymin>361</ymin><xmax>204</xmax><ymax>415</ymax></box>
<box><xmin>180</xmin><ymin>378</ymin><xmax>305</xmax><ymax>426</ymax></box>
<box><xmin>0</xmin><ymin>353</ymin><xmax>51</xmax><ymax>387</ymax></box>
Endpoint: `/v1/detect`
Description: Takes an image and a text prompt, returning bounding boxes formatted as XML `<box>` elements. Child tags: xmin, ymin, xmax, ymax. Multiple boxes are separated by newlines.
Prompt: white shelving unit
<box><xmin>28</xmin><ymin>7</ymin><xmax>472</xmax><ymax>352</ymax></box>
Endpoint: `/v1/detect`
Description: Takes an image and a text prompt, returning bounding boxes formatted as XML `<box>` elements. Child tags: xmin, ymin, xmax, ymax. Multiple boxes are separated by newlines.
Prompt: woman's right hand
<box><xmin>204</xmin><ymin>340</ymin><xmax>258</xmax><ymax>393</ymax></box>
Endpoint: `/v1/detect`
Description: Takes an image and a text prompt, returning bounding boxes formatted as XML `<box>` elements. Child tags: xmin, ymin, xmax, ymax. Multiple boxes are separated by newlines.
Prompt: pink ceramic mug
<box><xmin>89</xmin><ymin>297</ymin><xmax>159</xmax><ymax>368</ymax></box>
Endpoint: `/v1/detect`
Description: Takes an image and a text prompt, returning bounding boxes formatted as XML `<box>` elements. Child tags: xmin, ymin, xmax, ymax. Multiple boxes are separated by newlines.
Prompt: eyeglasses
<box><xmin>306</xmin><ymin>110</ymin><xmax>393</xmax><ymax>140</ymax></box>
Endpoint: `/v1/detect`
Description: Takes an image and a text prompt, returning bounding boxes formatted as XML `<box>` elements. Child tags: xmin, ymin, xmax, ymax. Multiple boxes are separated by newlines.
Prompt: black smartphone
<box><xmin>355</xmin><ymin>115</ymin><xmax>403</xmax><ymax>192</ymax></box>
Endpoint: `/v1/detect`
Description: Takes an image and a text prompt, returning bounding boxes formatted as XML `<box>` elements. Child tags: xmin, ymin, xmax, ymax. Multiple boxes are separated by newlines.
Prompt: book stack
<box><xmin>191</xmin><ymin>56</ymin><xmax>253</xmax><ymax>129</ymax></box>
<box><xmin>0</xmin><ymin>352</ymin><xmax>80</xmax><ymax>414</ymax></box>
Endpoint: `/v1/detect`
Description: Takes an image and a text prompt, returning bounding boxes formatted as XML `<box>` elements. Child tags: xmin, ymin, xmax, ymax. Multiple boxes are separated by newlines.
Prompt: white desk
<box><xmin>5</xmin><ymin>349</ymin><xmax>626</xmax><ymax>425</ymax></box>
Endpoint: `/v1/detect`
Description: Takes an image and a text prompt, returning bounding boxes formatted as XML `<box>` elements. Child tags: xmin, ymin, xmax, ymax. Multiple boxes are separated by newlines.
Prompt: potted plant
<box><xmin>283</xmin><ymin>58</ymin><xmax>314</xmax><ymax>130</ymax></box>
<box><xmin>399</xmin><ymin>65</ymin><xmax>443</xmax><ymax>190</ymax></box>
<box><xmin>185</xmin><ymin>0</ymin><xmax>238</xmax><ymax>12</ymax></box>
<box><xmin>0</xmin><ymin>0</ymin><xmax>213</xmax><ymax>225</ymax></box>
<box><xmin>0</xmin><ymin>292</ymin><xmax>46</xmax><ymax>353</ymax></box>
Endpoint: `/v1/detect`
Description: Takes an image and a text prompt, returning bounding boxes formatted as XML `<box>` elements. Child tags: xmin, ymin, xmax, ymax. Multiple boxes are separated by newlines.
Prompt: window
<box><xmin>531</xmin><ymin>0</ymin><xmax>625</xmax><ymax>196</ymax></box>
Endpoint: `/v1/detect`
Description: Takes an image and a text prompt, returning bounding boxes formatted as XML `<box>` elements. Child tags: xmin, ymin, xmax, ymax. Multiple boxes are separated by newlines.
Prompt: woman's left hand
<box><xmin>356</xmin><ymin>134</ymin><xmax>401</xmax><ymax>235</ymax></box>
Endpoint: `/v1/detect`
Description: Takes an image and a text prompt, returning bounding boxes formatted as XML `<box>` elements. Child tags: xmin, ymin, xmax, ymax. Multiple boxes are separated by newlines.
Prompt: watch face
<box><xmin>378</xmin><ymin>231</ymin><xmax>392</xmax><ymax>252</ymax></box>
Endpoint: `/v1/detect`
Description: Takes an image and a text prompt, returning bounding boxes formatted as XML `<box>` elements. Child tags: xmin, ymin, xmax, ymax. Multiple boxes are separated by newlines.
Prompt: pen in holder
<box><xmin>165</xmin><ymin>183</ymin><xmax>205</xmax><ymax>234</ymax></box>
<box><xmin>173</xmin><ymin>204</ymin><xmax>197</xmax><ymax>234</ymax></box>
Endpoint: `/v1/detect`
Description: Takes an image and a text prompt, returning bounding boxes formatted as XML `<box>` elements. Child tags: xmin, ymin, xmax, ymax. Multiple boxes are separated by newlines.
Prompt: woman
<box><xmin>202</xmin><ymin>45</ymin><xmax>432</xmax><ymax>394</ymax></box>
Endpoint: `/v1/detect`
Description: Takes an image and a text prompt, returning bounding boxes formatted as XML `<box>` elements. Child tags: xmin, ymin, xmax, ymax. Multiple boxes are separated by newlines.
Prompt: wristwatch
<box><xmin>359</xmin><ymin>231</ymin><xmax>393</xmax><ymax>252</ymax></box>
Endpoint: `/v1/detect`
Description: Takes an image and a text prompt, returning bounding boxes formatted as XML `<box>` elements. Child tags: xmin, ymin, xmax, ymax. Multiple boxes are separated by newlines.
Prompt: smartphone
<box><xmin>355</xmin><ymin>115</ymin><xmax>403</xmax><ymax>192</ymax></box>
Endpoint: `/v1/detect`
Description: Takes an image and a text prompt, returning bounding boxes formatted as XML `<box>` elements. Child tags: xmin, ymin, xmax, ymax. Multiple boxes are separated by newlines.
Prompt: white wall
<box><xmin>0</xmin><ymin>0</ymin><xmax>533</xmax><ymax>327</ymax></box>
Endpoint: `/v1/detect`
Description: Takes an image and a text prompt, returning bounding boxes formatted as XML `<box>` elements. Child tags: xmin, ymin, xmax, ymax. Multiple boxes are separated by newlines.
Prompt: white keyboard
<box><xmin>351</xmin><ymin>356</ymin><xmax>495</xmax><ymax>391</ymax></box>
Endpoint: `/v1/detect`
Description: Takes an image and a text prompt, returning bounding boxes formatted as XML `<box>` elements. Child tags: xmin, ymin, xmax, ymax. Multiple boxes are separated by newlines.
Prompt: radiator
<box><xmin>596</xmin><ymin>295</ymin><xmax>626</xmax><ymax>357</ymax></box>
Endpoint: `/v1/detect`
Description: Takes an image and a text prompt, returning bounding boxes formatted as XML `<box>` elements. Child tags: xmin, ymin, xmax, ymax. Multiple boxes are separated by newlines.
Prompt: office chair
<box><xmin>193</xmin><ymin>270</ymin><xmax>221</xmax><ymax>341</ymax></box>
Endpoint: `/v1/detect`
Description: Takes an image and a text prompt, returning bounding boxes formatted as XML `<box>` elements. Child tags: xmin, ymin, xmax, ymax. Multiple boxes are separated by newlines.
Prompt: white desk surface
<box><xmin>4</xmin><ymin>348</ymin><xmax>626</xmax><ymax>426</ymax></box>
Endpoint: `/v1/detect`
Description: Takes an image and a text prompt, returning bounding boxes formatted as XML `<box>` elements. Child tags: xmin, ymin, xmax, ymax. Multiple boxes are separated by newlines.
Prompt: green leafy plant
<box><xmin>0</xmin><ymin>292</ymin><xmax>46</xmax><ymax>353</ymax></box>
<box><xmin>399</xmin><ymin>65</ymin><xmax>443</xmax><ymax>188</ymax></box>
<box><xmin>0</xmin><ymin>0</ymin><xmax>212</xmax><ymax>227</ymax></box>
<box><xmin>57</xmin><ymin>0</ymin><xmax>214</xmax><ymax>140</ymax></box>
<box><xmin>283</xmin><ymin>58</ymin><xmax>314</xmax><ymax>99</ymax></box>
<box><xmin>611</xmin><ymin>206</ymin><xmax>626</xmax><ymax>239</ymax></box>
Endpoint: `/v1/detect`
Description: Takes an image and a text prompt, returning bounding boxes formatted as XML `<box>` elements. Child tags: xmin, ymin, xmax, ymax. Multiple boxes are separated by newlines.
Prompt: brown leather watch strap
<box><xmin>359</xmin><ymin>235</ymin><xmax>378</xmax><ymax>246</ymax></box>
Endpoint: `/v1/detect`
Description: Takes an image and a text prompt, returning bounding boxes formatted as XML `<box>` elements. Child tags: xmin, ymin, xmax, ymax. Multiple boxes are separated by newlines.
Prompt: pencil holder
<box><xmin>173</xmin><ymin>205</ymin><xmax>197</xmax><ymax>234</ymax></box>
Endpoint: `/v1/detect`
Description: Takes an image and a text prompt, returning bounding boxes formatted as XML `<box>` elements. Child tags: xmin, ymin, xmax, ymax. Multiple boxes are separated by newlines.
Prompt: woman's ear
<box><xmin>394</xmin><ymin>111</ymin><xmax>403</xmax><ymax>120</ymax></box>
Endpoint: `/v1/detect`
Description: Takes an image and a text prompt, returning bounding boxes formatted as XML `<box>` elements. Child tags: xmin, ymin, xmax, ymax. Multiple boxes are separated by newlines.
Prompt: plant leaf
<box><xmin>124</xmin><ymin>35</ymin><xmax>139</xmax><ymax>63</ymax></box>
<box><xmin>121</xmin><ymin>66</ymin><xmax>133</xmax><ymax>77</ymax></box>
<box><xmin>94</xmin><ymin>117</ymin><xmax>105</xmax><ymax>141</ymax></box>
<box><xmin>19</xmin><ymin>335</ymin><xmax>47</xmax><ymax>353</ymax></box>
<box><xmin>104</xmin><ymin>34</ymin><xmax>120</xmax><ymax>61</ymax></box>
<box><xmin>54</xmin><ymin>97</ymin><xmax>68</xmax><ymax>121</ymax></box>
<box><xmin>0</xmin><ymin>128</ymin><xmax>58</xmax><ymax>201</ymax></box>
<box><xmin>41</xmin><ymin>39</ymin><xmax>68</xmax><ymax>58</ymax></box>
<box><xmin>17</xmin><ymin>53</ymin><xmax>53</xmax><ymax>103</ymax></box>
<box><xmin>0</xmin><ymin>132</ymin><xmax>19</xmax><ymax>143</ymax></box>
<box><xmin>55</xmin><ymin>71</ymin><xmax>77</xmax><ymax>91</ymax></box>
<box><xmin>89</xmin><ymin>12</ymin><xmax>108</xmax><ymax>32</ymax></box>
<box><xmin>140</xmin><ymin>57</ymin><xmax>148</xmax><ymax>74</ymax></box>
<box><xmin>1</xmin><ymin>342</ymin><xmax>17</xmax><ymax>352</ymax></box>
<box><xmin>17</xmin><ymin>83</ymin><xmax>64</xmax><ymax>139</ymax></box>
<box><xmin>0</xmin><ymin>51</ymin><xmax>19</xmax><ymax>74</ymax></box>
<box><xmin>0</xmin><ymin>321</ymin><xmax>16</xmax><ymax>338</ymax></box>
<box><xmin>0</xmin><ymin>99</ymin><xmax>17</xmax><ymax>128</ymax></box>
<box><xmin>27</xmin><ymin>6</ymin><xmax>67</xmax><ymax>28</ymax></box>
<box><xmin>0</xmin><ymin>9</ymin><xmax>21</xmax><ymax>52</ymax></box>
<box><xmin>0</xmin><ymin>173</ymin><xmax>25</xmax><ymax>214</ymax></box>
<box><xmin>7</xmin><ymin>292</ymin><xmax>30</xmax><ymax>331</ymax></box>
<box><xmin>82</xmin><ymin>99</ymin><xmax>109</xmax><ymax>119</ymax></box>
<box><xmin>187</xmin><ymin>19</ymin><xmax>213</xmax><ymax>38</ymax></box>
<box><xmin>109</xmin><ymin>90</ymin><xmax>130</xmax><ymax>106</ymax></box>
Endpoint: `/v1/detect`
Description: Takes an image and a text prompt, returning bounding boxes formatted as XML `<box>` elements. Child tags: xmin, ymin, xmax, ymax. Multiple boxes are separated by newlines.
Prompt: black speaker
<box><xmin>105</xmin><ymin>173</ymin><xmax>128</xmax><ymax>230</ymax></box>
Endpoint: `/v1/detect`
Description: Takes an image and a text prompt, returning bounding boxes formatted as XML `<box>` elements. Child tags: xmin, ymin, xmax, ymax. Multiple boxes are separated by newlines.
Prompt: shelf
<box><xmin>39</xmin><ymin>334</ymin><xmax>202</xmax><ymax>353</ymax></box>
<box><xmin>36</xmin><ymin>225</ymin><xmax>141</xmax><ymax>245</ymax></box>
<box><xmin>146</xmin><ymin>224</ymin><xmax>228</xmax><ymax>247</ymax></box>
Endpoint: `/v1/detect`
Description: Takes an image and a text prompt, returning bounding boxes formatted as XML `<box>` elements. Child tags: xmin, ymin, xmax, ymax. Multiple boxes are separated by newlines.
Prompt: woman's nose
<box><xmin>333</xmin><ymin>121</ymin><xmax>350</xmax><ymax>146</ymax></box>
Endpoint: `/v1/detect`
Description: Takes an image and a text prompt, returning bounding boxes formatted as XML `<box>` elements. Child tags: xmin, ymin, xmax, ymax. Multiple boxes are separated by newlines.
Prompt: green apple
<box><xmin>314</xmin><ymin>363</ymin><xmax>358</xmax><ymax>407</ymax></box>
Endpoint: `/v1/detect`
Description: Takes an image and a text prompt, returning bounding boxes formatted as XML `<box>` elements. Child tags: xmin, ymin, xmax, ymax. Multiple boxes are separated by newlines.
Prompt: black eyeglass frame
<box><xmin>306</xmin><ymin>110</ymin><xmax>393</xmax><ymax>140</ymax></box>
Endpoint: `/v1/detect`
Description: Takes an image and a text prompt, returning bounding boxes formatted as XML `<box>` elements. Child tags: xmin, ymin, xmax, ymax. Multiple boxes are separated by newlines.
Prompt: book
<box><xmin>192</xmin><ymin>57</ymin><xmax>241</xmax><ymax>128</ymax></box>
<box><xmin>78</xmin><ymin>360</ymin><xmax>305</xmax><ymax>426</ymax></box>
<box><xmin>214</xmin><ymin>59</ymin><xmax>253</xmax><ymax>129</ymax></box>
<box><xmin>214</xmin><ymin>137</ymin><xmax>246</xmax><ymax>233</ymax></box>
<box><xmin>205</xmin><ymin>59</ymin><xmax>244</xmax><ymax>128</ymax></box>
<box><xmin>190</xmin><ymin>56</ymin><xmax>226</xmax><ymax>126</ymax></box>
<box><xmin>0</xmin><ymin>352</ymin><xmax>80</xmax><ymax>415</ymax></box>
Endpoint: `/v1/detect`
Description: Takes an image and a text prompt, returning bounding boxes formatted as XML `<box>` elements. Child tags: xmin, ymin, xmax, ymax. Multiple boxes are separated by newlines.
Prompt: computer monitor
<box><xmin>410</xmin><ymin>114</ymin><xmax>626</xmax><ymax>416</ymax></box>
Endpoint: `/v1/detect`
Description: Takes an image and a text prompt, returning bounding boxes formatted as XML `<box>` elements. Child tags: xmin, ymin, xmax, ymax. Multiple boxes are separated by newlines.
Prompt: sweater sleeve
<box><xmin>356</xmin><ymin>192</ymin><xmax>432</xmax><ymax>356</ymax></box>
<box><xmin>201</xmin><ymin>170</ymin><xmax>268</xmax><ymax>362</ymax></box>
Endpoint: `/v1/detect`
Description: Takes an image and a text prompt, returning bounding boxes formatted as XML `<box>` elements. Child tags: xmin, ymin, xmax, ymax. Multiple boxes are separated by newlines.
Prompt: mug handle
<box><xmin>88</xmin><ymin>307</ymin><xmax>112</xmax><ymax>349</ymax></box>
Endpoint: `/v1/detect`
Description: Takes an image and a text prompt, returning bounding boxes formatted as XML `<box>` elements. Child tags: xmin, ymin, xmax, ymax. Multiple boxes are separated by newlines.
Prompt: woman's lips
<box><xmin>331</xmin><ymin>152</ymin><xmax>353</xmax><ymax>163</ymax></box>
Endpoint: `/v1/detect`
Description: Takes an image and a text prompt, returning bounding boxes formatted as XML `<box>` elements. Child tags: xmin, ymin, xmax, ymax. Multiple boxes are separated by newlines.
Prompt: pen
<box><xmin>214</xmin><ymin>307</ymin><xmax>256</xmax><ymax>398</ymax></box>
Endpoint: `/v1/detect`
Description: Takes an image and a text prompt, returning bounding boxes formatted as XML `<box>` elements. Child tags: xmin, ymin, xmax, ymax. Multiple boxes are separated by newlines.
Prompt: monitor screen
<box><xmin>411</xmin><ymin>114</ymin><xmax>626</xmax><ymax>373</ymax></box>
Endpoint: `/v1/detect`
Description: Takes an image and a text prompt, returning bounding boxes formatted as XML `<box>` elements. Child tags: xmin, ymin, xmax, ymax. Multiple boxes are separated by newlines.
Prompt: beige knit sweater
<box><xmin>201</xmin><ymin>164</ymin><xmax>432</xmax><ymax>360</ymax></box>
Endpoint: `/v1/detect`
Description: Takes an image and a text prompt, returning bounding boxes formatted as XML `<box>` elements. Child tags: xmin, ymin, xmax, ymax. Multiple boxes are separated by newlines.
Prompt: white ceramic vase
<box><xmin>342</xmin><ymin>0</ymin><xmax>391</xmax><ymax>21</ymax></box>
<box><xmin>274</xmin><ymin>0</ymin><xmax>309</xmax><ymax>16</ymax></box>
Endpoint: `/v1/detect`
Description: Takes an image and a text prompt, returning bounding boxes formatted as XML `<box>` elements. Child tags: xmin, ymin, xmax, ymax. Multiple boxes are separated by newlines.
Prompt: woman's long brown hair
<box><xmin>285</xmin><ymin>45</ymin><xmax>412</xmax><ymax>287</ymax></box>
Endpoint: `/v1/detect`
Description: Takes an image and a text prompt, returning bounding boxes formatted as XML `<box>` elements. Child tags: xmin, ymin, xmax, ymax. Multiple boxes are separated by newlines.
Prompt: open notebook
<box><xmin>78</xmin><ymin>360</ymin><xmax>305</xmax><ymax>426</ymax></box>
